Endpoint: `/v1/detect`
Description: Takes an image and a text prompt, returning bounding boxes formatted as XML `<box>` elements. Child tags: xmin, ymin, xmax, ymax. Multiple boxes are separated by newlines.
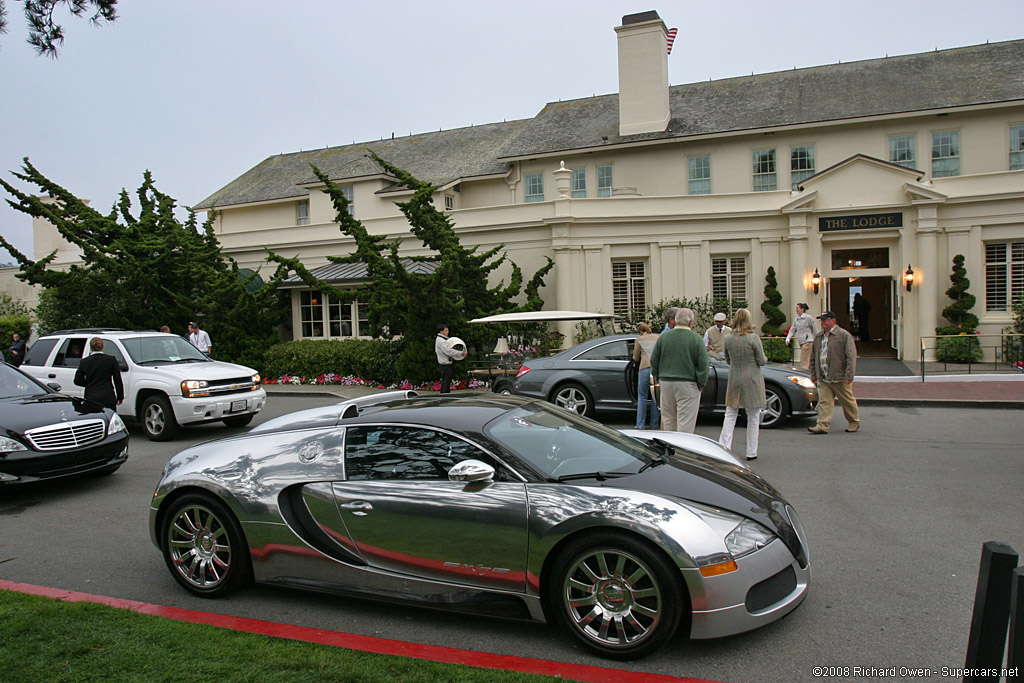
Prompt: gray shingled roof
<box><xmin>279</xmin><ymin>257</ymin><xmax>438</xmax><ymax>286</ymax></box>
<box><xmin>196</xmin><ymin>40</ymin><xmax>1023</xmax><ymax>209</ymax></box>
<box><xmin>194</xmin><ymin>120</ymin><xmax>527</xmax><ymax>210</ymax></box>
<box><xmin>499</xmin><ymin>39</ymin><xmax>1024</xmax><ymax>158</ymax></box>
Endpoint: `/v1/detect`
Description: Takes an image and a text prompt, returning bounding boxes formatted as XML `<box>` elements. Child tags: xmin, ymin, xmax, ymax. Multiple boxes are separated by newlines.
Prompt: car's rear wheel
<box><xmin>161</xmin><ymin>494</ymin><xmax>252</xmax><ymax>598</ymax></box>
<box><xmin>551</xmin><ymin>382</ymin><xmax>594</xmax><ymax>418</ymax></box>
<box><xmin>142</xmin><ymin>395</ymin><xmax>179</xmax><ymax>441</ymax></box>
<box><xmin>222</xmin><ymin>413</ymin><xmax>255</xmax><ymax>428</ymax></box>
<box><xmin>548</xmin><ymin>531</ymin><xmax>684</xmax><ymax>659</ymax></box>
<box><xmin>493</xmin><ymin>379</ymin><xmax>514</xmax><ymax>395</ymax></box>
<box><xmin>760</xmin><ymin>385</ymin><xmax>790</xmax><ymax>428</ymax></box>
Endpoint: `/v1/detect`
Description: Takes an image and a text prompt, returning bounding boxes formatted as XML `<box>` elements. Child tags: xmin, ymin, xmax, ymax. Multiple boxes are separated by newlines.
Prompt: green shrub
<box><xmin>934</xmin><ymin>327</ymin><xmax>983</xmax><ymax>363</ymax></box>
<box><xmin>261</xmin><ymin>339</ymin><xmax>403</xmax><ymax>384</ymax></box>
<box><xmin>761</xmin><ymin>336</ymin><xmax>791</xmax><ymax>363</ymax></box>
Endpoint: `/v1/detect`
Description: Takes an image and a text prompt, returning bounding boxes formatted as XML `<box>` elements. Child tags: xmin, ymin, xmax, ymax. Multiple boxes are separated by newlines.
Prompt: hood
<box><xmin>0</xmin><ymin>393</ymin><xmax>110</xmax><ymax>435</ymax></box>
<box><xmin>141</xmin><ymin>360</ymin><xmax>257</xmax><ymax>380</ymax></box>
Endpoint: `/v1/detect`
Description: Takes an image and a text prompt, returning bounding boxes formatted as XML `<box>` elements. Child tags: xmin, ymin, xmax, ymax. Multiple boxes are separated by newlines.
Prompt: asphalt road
<box><xmin>1</xmin><ymin>397</ymin><xmax>1022</xmax><ymax>682</ymax></box>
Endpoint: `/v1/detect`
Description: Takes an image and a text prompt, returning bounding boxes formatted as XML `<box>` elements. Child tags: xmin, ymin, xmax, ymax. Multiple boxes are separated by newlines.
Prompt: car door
<box><xmin>326</xmin><ymin>425</ymin><xmax>529</xmax><ymax>592</ymax></box>
<box><xmin>571</xmin><ymin>338</ymin><xmax>635</xmax><ymax>410</ymax></box>
<box><xmin>41</xmin><ymin>337</ymin><xmax>90</xmax><ymax>397</ymax></box>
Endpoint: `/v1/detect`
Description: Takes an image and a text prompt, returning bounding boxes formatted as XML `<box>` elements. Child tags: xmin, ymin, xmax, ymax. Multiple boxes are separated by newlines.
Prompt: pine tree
<box><xmin>760</xmin><ymin>266</ymin><xmax>786</xmax><ymax>335</ymax></box>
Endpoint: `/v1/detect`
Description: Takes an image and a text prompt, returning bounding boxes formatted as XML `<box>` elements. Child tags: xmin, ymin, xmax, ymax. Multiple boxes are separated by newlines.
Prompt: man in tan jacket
<box><xmin>807</xmin><ymin>311</ymin><xmax>860</xmax><ymax>434</ymax></box>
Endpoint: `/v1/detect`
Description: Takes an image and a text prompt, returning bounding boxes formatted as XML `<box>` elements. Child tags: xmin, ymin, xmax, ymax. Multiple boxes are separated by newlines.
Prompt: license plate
<box><xmin>230</xmin><ymin>400</ymin><xmax>247</xmax><ymax>413</ymax></box>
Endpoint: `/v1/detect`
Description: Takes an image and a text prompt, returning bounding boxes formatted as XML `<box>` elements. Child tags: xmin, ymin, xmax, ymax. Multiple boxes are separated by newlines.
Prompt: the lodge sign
<box><xmin>819</xmin><ymin>212</ymin><xmax>903</xmax><ymax>232</ymax></box>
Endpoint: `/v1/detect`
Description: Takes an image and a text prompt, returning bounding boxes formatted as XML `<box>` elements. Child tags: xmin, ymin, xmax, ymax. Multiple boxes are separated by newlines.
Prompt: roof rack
<box><xmin>48</xmin><ymin>328</ymin><xmax>133</xmax><ymax>335</ymax></box>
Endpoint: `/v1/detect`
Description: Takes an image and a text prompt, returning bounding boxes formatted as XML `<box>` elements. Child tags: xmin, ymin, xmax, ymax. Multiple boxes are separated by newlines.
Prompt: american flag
<box><xmin>666</xmin><ymin>28</ymin><xmax>678</xmax><ymax>55</ymax></box>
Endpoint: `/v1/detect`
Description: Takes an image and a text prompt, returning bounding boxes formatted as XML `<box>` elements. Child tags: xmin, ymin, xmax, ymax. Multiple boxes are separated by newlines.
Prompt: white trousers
<box><xmin>719</xmin><ymin>406</ymin><xmax>762</xmax><ymax>459</ymax></box>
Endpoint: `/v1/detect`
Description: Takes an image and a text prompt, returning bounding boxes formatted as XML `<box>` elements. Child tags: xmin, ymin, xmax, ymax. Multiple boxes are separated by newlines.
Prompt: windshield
<box><xmin>484</xmin><ymin>404</ymin><xmax>656</xmax><ymax>480</ymax></box>
<box><xmin>0</xmin><ymin>364</ymin><xmax>48</xmax><ymax>399</ymax></box>
<box><xmin>120</xmin><ymin>335</ymin><xmax>208</xmax><ymax>365</ymax></box>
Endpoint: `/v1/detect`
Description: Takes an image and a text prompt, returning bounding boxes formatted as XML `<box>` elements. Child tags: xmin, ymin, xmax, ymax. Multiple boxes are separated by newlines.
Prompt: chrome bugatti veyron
<box><xmin>150</xmin><ymin>391</ymin><xmax>809</xmax><ymax>659</ymax></box>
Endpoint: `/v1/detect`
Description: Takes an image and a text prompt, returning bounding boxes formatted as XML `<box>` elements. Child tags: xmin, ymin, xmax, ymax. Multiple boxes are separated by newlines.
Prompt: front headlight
<box><xmin>788</xmin><ymin>375</ymin><xmax>816</xmax><ymax>389</ymax></box>
<box><xmin>0</xmin><ymin>436</ymin><xmax>27</xmax><ymax>453</ymax></box>
<box><xmin>181</xmin><ymin>379</ymin><xmax>210</xmax><ymax>397</ymax></box>
<box><xmin>251</xmin><ymin>373</ymin><xmax>260</xmax><ymax>388</ymax></box>
<box><xmin>725</xmin><ymin>518</ymin><xmax>777</xmax><ymax>559</ymax></box>
<box><xmin>108</xmin><ymin>413</ymin><xmax>126</xmax><ymax>435</ymax></box>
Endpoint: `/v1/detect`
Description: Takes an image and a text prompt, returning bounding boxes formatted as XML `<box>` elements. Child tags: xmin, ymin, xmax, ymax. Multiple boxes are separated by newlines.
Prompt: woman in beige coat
<box><xmin>718</xmin><ymin>308</ymin><xmax>767</xmax><ymax>460</ymax></box>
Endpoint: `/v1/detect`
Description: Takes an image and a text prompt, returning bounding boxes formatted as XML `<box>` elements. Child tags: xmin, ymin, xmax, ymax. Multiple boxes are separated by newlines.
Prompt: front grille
<box><xmin>206</xmin><ymin>377</ymin><xmax>257</xmax><ymax>396</ymax></box>
<box><xmin>25</xmin><ymin>419</ymin><xmax>106</xmax><ymax>451</ymax></box>
<box><xmin>745</xmin><ymin>565</ymin><xmax>797</xmax><ymax>613</ymax></box>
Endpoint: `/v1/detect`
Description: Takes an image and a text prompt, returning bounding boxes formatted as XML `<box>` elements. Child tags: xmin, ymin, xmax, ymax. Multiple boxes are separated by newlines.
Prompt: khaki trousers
<box><xmin>660</xmin><ymin>380</ymin><xmax>701</xmax><ymax>433</ymax></box>
<box><xmin>799</xmin><ymin>342</ymin><xmax>813</xmax><ymax>370</ymax></box>
<box><xmin>815</xmin><ymin>381</ymin><xmax>859</xmax><ymax>431</ymax></box>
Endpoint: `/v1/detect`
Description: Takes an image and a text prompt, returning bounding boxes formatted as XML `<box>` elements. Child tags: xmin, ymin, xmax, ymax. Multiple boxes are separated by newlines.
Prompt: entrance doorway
<box><xmin>828</xmin><ymin>276</ymin><xmax>895</xmax><ymax>358</ymax></box>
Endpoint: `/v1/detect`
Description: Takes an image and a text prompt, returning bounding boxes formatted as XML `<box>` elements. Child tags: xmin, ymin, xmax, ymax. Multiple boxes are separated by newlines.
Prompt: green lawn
<box><xmin>0</xmin><ymin>590</ymin><xmax>567</xmax><ymax>683</ymax></box>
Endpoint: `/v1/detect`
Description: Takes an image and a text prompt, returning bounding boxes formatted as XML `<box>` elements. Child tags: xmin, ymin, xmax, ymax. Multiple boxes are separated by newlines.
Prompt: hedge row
<box><xmin>261</xmin><ymin>339</ymin><xmax>404</xmax><ymax>383</ymax></box>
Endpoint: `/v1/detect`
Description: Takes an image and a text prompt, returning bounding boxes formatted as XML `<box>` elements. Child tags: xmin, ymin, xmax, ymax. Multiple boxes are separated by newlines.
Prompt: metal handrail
<box><xmin>918</xmin><ymin>332</ymin><xmax>1024</xmax><ymax>381</ymax></box>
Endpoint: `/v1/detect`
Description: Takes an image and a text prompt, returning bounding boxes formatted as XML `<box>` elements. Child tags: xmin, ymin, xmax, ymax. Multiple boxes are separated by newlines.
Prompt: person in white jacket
<box><xmin>785</xmin><ymin>303</ymin><xmax>817</xmax><ymax>369</ymax></box>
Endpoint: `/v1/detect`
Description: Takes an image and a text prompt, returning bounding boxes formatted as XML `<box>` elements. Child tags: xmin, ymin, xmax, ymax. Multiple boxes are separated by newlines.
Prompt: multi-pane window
<box><xmin>688</xmin><ymin>155</ymin><xmax>710</xmax><ymax>195</ymax></box>
<box><xmin>712</xmin><ymin>257</ymin><xmax>748</xmax><ymax>305</ymax></box>
<box><xmin>611</xmin><ymin>260</ymin><xmax>647</xmax><ymax>316</ymax></box>
<box><xmin>889</xmin><ymin>135</ymin><xmax>917</xmax><ymax>168</ymax></box>
<box><xmin>790</xmin><ymin>145</ymin><xmax>815</xmax><ymax>189</ymax></box>
<box><xmin>444</xmin><ymin>194</ymin><xmax>454</xmax><ymax>211</ymax></box>
<box><xmin>525</xmin><ymin>173</ymin><xmax>544</xmax><ymax>202</ymax></box>
<box><xmin>571</xmin><ymin>168</ymin><xmax>586</xmax><ymax>198</ymax></box>
<box><xmin>985</xmin><ymin>242</ymin><xmax>1024</xmax><ymax>312</ymax></box>
<box><xmin>753</xmin><ymin>149</ymin><xmax>777</xmax><ymax>191</ymax></box>
<box><xmin>597</xmin><ymin>166</ymin><xmax>613</xmax><ymax>198</ymax></box>
<box><xmin>300</xmin><ymin>291</ymin><xmax>324</xmax><ymax>337</ymax></box>
<box><xmin>340</xmin><ymin>185</ymin><xmax>355</xmax><ymax>216</ymax></box>
<box><xmin>296</xmin><ymin>199</ymin><xmax>310</xmax><ymax>225</ymax></box>
<box><xmin>1010</xmin><ymin>125</ymin><xmax>1024</xmax><ymax>171</ymax></box>
<box><xmin>931</xmin><ymin>131</ymin><xmax>960</xmax><ymax>177</ymax></box>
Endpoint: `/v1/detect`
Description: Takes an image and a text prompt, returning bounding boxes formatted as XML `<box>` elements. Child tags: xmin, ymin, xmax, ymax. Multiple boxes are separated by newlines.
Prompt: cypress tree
<box><xmin>760</xmin><ymin>266</ymin><xmax>786</xmax><ymax>335</ymax></box>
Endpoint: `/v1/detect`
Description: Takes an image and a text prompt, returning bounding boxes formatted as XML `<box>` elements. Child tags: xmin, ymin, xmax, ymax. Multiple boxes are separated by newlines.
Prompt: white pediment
<box><xmin>793</xmin><ymin>154</ymin><xmax>930</xmax><ymax>210</ymax></box>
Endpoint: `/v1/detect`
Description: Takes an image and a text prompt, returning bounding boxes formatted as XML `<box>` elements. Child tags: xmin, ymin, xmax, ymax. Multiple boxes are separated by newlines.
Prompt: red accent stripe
<box><xmin>667</xmin><ymin>28</ymin><xmax>678</xmax><ymax>55</ymax></box>
<box><xmin>1</xmin><ymin>579</ymin><xmax>726</xmax><ymax>683</ymax></box>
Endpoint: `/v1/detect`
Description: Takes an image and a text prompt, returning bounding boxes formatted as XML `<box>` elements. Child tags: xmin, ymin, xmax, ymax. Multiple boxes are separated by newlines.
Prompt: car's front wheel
<box><xmin>161</xmin><ymin>494</ymin><xmax>252</xmax><ymax>598</ymax></box>
<box><xmin>548</xmin><ymin>531</ymin><xmax>685</xmax><ymax>659</ymax></box>
<box><xmin>141</xmin><ymin>395</ymin><xmax>179</xmax><ymax>441</ymax></box>
<box><xmin>760</xmin><ymin>385</ymin><xmax>791</xmax><ymax>428</ymax></box>
<box><xmin>551</xmin><ymin>382</ymin><xmax>594</xmax><ymax>418</ymax></box>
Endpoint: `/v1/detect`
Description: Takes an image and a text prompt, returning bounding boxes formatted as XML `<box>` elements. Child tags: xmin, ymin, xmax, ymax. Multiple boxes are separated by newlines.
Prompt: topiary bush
<box><xmin>760</xmin><ymin>266</ymin><xmax>786</xmax><ymax>336</ymax></box>
<box><xmin>935</xmin><ymin>254</ymin><xmax>982</xmax><ymax>362</ymax></box>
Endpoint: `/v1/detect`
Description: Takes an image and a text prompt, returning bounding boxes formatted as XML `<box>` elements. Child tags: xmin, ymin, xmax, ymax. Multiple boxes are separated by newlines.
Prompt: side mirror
<box><xmin>47</xmin><ymin>382</ymin><xmax>61</xmax><ymax>391</ymax></box>
<box><xmin>119</xmin><ymin>362</ymin><xmax>128</xmax><ymax>372</ymax></box>
<box><xmin>448</xmin><ymin>459</ymin><xmax>495</xmax><ymax>483</ymax></box>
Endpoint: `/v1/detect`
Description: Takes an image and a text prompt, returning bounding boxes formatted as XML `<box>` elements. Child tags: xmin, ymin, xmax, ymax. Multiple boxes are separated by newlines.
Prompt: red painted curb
<box><xmin>0</xmin><ymin>580</ymin><xmax>726</xmax><ymax>683</ymax></box>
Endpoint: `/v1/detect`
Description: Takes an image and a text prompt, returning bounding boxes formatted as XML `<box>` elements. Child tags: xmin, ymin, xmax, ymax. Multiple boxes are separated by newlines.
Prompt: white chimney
<box><xmin>615</xmin><ymin>10</ymin><xmax>670</xmax><ymax>137</ymax></box>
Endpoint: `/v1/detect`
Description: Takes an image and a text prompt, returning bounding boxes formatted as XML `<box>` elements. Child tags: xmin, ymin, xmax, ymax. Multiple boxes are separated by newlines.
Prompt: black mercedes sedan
<box><xmin>0</xmin><ymin>362</ymin><xmax>129</xmax><ymax>486</ymax></box>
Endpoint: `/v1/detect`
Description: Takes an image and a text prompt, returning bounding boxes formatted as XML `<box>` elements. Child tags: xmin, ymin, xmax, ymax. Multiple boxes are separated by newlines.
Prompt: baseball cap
<box><xmin>714</xmin><ymin>312</ymin><xmax>727</xmax><ymax>322</ymax></box>
<box><xmin>817</xmin><ymin>311</ymin><xmax>837</xmax><ymax>320</ymax></box>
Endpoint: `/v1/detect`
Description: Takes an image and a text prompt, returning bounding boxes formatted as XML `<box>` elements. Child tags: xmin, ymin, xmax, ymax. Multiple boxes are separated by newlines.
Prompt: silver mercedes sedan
<box><xmin>150</xmin><ymin>391</ymin><xmax>809</xmax><ymax>659</ymax></box>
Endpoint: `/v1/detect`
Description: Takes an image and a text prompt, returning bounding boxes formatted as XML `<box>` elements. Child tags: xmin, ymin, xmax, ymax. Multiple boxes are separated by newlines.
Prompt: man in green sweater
<box><xmin>650</xmin><ymin>307</ymin><xmax>709</xmax><ymax>433</ymax></box>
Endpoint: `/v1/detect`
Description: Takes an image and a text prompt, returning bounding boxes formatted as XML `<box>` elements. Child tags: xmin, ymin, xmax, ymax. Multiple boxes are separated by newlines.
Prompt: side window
<box><xmin>21</xmin><ymin>338</ymin><xmax>58</xmax><ymax>366</ymax></box>
<box><xmin>54</xmin><ymin>338</ymin><xmax>89</xmax><ymax>368</ymax></box>
<box><xmin>344</xmin><ymin>426</ymin><xmax>505</xmax><ymax>481</ymax></box>
<box><xmin>97</xmin><ymin>339</ymin><xmax>128</xmax><ymax>368</ymax></box>
<box><xmin>575</xmin><ymin>340</ymin><xmax>631</xmax><ymax>361</ymax></box>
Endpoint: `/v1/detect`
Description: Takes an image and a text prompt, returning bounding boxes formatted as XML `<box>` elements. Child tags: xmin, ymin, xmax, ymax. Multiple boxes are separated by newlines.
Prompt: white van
<box><xmin>20</xmin><ymin>329</ymin><xmax>266</xmax><ymax>441</ymax></box>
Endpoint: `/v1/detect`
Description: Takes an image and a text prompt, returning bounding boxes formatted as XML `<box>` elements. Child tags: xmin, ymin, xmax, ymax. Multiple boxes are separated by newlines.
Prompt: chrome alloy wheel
<box><xmin>553</xmin><ymin>385</ymin><xmax>591</xmax><ymax>415</ymax></box>
<box><xmin>144</xmin><ymin>402</ymin><xmax>167</xmax><ymax>435</ymax></box>
<box><xmin>167</xmin><ymin>503</ymin><xmax>232</xmax><ymax>589</ymax></box>
<box><xmin>561</xmin><ymin>547</ymin><xmax>663</xmax><ymax>648</ymax></box>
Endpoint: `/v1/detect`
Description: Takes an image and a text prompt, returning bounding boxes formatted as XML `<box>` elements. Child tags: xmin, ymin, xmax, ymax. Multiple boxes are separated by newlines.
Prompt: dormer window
<box><xmin>444</xmin><ymin>194</ymin><xmax>455</xmax><ymax>211</ymax></box>
<box><xmin>296</xmin><ymin>200</ymin><xmax>309</xmax><ymax>225</ymax></box>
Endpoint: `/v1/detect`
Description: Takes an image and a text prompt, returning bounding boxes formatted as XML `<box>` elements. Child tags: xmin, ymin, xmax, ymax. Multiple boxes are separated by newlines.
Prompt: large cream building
<box><xmin>11</xmin><ymin>11</ymin><xmax>1024</xmax><ymax>360</ymax></box>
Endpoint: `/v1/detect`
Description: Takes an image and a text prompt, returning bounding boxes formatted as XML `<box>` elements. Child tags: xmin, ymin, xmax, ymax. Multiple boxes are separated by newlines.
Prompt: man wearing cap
<box><xmin>703</xmin><ymin>312</ymin><xmax>732</xmax><ymax>361</ymax></box>
<box><xmin>807</xmin><ymin>311</ymin><xmax>859</xmax><ymax>434</ymax></box>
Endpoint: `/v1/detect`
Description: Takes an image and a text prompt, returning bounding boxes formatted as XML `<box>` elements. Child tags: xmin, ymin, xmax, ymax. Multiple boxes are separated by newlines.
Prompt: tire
<box><xmin>551</xmin><ymin>382</ymin><xmax>594</xmax><ymax>418</ymax></box>
<box><xmin>548</xmin><ymin>531</ymin><xmax>685</xmax><ymax>660</ymax></box>
<box><xmin>760</xmin><ymin>385</ymin><xmax>791</xmax><ymax>428</ymax></box>
<box><xmin>141</xmin><ymin>395</ymin><xmax>179</xmax><ymax>441</ymax></box>
<box><xmin>493</xmin><ymin>379</ymin><xmax>514</xmax><ymax>395</ymax></box>
<box><xmin>222</xmin><ymin>413</ymin><xmax>255</xmax><ymax>428</ymax></box>
<box><xmin>161</xmin><ymin>493</ymin><xmax>252</xmax><ymax>598</ymax></box>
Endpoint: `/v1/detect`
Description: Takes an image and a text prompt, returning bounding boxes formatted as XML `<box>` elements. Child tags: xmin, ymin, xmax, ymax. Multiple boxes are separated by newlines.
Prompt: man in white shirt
<box><xmin>703</xmin><ymin>312</ymin><xmax>731</xmax><ymax>360</ymax></box>
<box><xmin>187</xmin><ymin>322</ymin><xmax>212</xmax><ymax>355</ymax></box>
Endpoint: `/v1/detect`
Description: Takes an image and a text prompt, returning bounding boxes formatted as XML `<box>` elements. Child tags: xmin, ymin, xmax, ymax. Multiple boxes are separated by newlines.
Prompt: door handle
<box><xmin>338</xmin><ymin>501</ymin><xmax>373</xmax><ymax>516</ymax></box>
<box><xmin>48</xmin><ymin>373</ymin><xmax>56</xmax><ymax>378</ymax></box>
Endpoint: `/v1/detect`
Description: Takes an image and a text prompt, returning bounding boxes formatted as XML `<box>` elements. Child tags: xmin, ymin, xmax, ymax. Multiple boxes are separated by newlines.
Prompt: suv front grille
<box><xmin>25</xmin><ymin>419</ymin><xmax>107</xmax><ymax>451</ymax></box>
<box><xmin>205</xmin><ymin>377</ymin><xmax>258</xmax><ymax>396</ymax></box>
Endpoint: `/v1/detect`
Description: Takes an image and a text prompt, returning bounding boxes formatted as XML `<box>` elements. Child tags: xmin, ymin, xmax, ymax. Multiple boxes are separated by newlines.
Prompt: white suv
<box><xmin>20</xmin><ymin>329</ymin><xmax>266</xmax><ymax>441</ymax></box>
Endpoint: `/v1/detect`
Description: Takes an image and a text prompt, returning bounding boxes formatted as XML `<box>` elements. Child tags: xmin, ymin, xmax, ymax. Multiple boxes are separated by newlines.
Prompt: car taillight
<box><xmin>515</xmin><ymin>365</ymin><xmax>531</xmax><ymax>379</ymax></box>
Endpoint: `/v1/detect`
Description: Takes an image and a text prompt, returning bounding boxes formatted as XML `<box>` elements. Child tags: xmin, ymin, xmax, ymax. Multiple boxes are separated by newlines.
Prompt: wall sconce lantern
<box><xmin>904</xmin><ymin>264</ymin><xmax>915</xmax><ymax>292</ymax></box>
<box><xmin>811</xmin><ymin>268</ymin><xmax>821</xmax><ymax>295</ymax></box>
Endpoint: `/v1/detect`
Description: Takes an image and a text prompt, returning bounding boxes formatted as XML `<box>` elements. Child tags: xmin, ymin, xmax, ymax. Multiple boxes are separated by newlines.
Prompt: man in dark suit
<box><xmin>74</xmin><ymin>338</ymin><xmax>124</xmax><ymax>410</ymax></box>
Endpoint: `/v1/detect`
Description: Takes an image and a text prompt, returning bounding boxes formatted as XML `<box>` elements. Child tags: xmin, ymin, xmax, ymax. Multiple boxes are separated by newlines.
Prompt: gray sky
<box><xmin>1</xmin><ymin>0</ymin><xmax>1020</xmax><ymax>263</ymax></box>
